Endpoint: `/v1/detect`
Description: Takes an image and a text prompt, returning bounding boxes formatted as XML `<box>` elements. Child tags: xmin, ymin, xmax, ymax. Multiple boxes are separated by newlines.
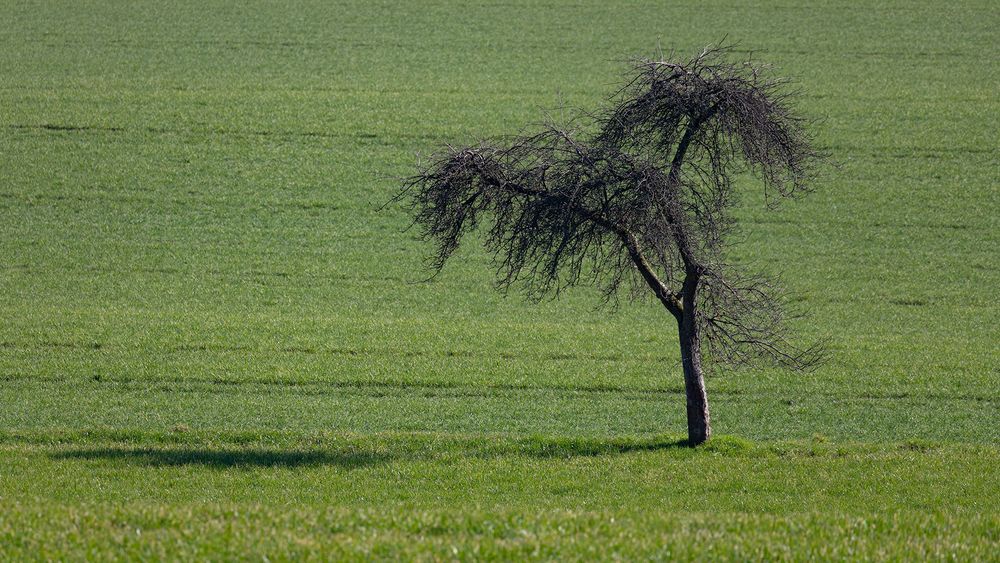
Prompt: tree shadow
<box><xmin>49</xmin><ymin>434</ymin><xmax>705</xmax><ymax>469</ymax></box>
<box><xmin>51</xmin><ymin>447</ymin><xmax>392</xmax><ymax>469</ymax></box>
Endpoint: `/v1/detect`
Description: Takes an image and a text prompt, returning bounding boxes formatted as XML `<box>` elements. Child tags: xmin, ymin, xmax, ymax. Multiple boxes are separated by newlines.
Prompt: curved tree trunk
<box><xmin>678</xmin><ymin>271</ymin><xmax>711</xmax><ymax>445</ymax></box>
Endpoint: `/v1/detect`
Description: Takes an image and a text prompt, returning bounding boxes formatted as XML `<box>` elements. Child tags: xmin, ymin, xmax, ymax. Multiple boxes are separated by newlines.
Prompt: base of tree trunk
<box><xmin>686</xmin><ymin>403</ymin><xmax>711</xmax><ymax>446</ymax></box>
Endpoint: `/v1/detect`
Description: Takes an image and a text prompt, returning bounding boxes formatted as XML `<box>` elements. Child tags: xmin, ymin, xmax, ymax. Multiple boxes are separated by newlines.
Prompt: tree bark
<box><xmin>678</xmin><ymin>316</ymin><xmax>711</xmax><ymax>445</ymax></box>
<box><xmin>678</xmin><ymin>272</ymin><xmax>711</xmax><ymax>445</ymax></box>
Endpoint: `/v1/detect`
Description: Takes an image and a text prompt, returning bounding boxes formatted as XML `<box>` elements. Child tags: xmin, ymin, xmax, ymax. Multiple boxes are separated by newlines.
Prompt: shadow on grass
<box><xmin>49</xmin><ymin>434</ymin><xmax>727</xmax><ymax>469</ymax></box>
<box><xmin>51</xmin><ymin>448</ymin><xmax>391</xmax><ymax>469</ymax></box>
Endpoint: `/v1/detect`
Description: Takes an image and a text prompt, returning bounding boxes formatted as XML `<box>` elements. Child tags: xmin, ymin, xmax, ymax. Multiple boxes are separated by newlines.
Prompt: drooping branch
<box><xmin>399</xmin><ymin>139</ymin><xmax>684</xmax><ymax>316</ymax></box>
<box><xmin>698</xmin><ymin>268</ymin><xmax>824</xmax><ymax>370</ymax></box>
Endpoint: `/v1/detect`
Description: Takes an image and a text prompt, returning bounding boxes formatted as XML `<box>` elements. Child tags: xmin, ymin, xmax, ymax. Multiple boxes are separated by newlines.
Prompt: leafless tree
<box><xmin>396</xmin><ymin>45</ymin><xmax>824</xmax><ymax>445</ymax></box>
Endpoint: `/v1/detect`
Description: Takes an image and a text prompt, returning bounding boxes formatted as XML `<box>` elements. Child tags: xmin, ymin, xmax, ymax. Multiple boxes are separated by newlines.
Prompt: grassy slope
<box><xmin>1</xmin><ymin>0</ymin><xmax>997</xmax><ymax>558</ymax></box>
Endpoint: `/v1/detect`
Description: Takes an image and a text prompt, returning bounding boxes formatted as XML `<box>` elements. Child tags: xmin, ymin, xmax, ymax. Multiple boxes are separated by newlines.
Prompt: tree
<box><xmin>397</xmin><ymin>45</ymin><xmax>823</xmax><ymax>445</ymax></box>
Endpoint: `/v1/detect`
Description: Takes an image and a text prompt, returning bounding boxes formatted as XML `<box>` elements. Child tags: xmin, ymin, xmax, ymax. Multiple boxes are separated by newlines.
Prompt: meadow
<box><xmin>1</xmin><ymin>0</ymin><xmax>997</xmax><ymax>559</ymax></box>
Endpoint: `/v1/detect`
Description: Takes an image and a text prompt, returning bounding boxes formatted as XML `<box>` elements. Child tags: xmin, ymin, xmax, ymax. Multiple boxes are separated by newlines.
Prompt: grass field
<box><xmin>1</xmin><ymin>0</ymin><xmax>998</xmax><ymax>559</ymax></box>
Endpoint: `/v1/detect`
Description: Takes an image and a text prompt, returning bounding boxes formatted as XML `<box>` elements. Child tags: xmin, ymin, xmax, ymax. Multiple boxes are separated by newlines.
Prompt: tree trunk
<box><xmin>678</xmin><ymin>317</ymin><xmax>711</xmax><ymax>444</ymax></box>
<box><xmin>678</xmin><ymin>274</ymin><xmax>711</xmax><ymax>445</ymax></box>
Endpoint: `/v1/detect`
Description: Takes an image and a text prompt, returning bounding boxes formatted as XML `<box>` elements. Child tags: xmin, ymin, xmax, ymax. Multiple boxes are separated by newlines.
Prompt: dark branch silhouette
<box><xmin>397</xmin><ymin>44</ymin><xmax>824</xmax><ymax>445</ymax></box>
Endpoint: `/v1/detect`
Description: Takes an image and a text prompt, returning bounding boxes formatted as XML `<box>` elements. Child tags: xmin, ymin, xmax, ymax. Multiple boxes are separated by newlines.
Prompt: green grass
<box><xmin>2</xmin><ymin>432</ymin><xmax>998</xmax><ymax>559</ymax></box>
<box><xmin>1</xmin><ymin>0</ymin><xmax>998</xmax><ymax>559</ymax></box>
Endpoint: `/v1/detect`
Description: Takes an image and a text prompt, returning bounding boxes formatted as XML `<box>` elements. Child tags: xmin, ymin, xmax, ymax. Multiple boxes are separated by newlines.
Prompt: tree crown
<box><xmin>399</xmin><ymin>45</ymin><xmax>823</xmax><ymax>370</ymax></box>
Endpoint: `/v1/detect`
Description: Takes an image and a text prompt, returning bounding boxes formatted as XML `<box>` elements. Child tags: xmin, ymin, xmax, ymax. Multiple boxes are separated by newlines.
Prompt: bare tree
<box><xmin>397</xmin><ymin>45</ymin><xmax>823</xmax><ymax>445</ymax></box>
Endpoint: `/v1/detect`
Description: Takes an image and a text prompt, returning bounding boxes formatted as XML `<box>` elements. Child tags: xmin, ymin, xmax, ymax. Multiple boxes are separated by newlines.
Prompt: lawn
<box><xmin>1</xmin><ymin>0</ymin><xmax>997</xmax><ymax>559</ymax></box>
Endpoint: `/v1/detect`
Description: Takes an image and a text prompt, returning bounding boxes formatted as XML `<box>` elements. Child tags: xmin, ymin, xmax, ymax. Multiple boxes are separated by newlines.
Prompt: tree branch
<box><xmin>481</xmin><ymin>174</ymin><xmax>683</xmax><ymax>318</ymax></box>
